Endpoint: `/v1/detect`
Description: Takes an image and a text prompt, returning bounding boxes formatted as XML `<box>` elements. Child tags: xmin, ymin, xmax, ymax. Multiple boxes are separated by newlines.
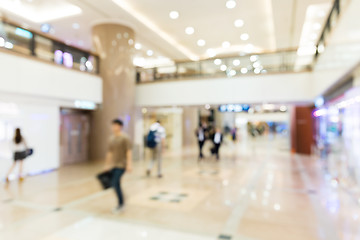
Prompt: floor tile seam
<box><xmin>295</xmin><ymin>156</ymin><xmax>341</xmax><ymax>240</ymax></box>
<box><xmin>220</xmin><ymin>160</ymin><xmax>266</xmax><ymax>238</ymax></box>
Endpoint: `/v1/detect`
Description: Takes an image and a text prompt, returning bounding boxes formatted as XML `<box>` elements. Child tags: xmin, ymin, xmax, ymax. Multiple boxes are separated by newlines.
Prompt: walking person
<box><xmin>195</xmin><ymin>122</ymin><xmax>207</xmax><ymax>161</ymax></box>
<box><xmin>211</xmin><ymin>128</ymin><xmax>223</xmax><ymax>161</ymax></box>
<box><xmin>104</xmin><ymin>119</ymin><xmax>132</xmax><ymax>214</ymax></box>
<box><xmin>6</xmin><ymin>128</ymin><xmax>28</xmax><ymax>182</ymax></box>
<box><xmin>146</xmin><ymin>120</ymin><xmax>166</xmax><ymax>178</ymax></box>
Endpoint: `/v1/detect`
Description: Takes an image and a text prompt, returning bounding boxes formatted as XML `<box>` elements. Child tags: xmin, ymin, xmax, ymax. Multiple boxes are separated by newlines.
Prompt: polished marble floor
<box><xmin>1</xmin><ymin>137</ymin><xmax>359</xmax><ymax>240</ymax></box>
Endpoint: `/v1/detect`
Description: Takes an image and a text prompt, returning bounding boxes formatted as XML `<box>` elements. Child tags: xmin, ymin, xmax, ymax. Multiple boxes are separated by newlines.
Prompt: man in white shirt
<box><xmin>212</xmin><ymin>128</ymin><xmax>223</xmax><ymax>160</ymax></box>
<box><xmin>146</xmin><ymin>121</ymin><xmax>166</xmax><ymax>178</ymax></box>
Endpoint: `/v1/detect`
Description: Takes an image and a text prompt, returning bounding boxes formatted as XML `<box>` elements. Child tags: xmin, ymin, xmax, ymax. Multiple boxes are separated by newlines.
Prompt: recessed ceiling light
<box><xmin>222</xmin><ymin>41</ymin><xmax>230</xmax><ymax>48</ymax></box>
<box><xmin>207</xmin><ymin>48</ymin><xmax>216</xmax><ymax>57</ymax></box>
<box><xmin>240</xmin><ymin>33</ymin><xmax>249</xmax><ymax>41</ymax></box>
<box><xmin>72</xmin><ymin>23</ymin><xmax>80</xmax><ymax>29</ymax></box>
<box><xmin>169</xmin><ymin>11</ymin><xmax>179</xmax><ymax>19</ymax></box>
<box><xmin>233</xmin><ymin>59</ymin><xmax>241</xmax><ymax>66</ymax></box>
<box><xmin>214</xmin><ymin>59</ymin><xmax>222</xmax><ymax>65</ymax></box>
<box><xmin>220</xmin><ymin>65</ymin><xmax>227</xmax><ymax>71</ymax></box>
<box><xmin>135</xmin><ymin>43</ymin><xmax>142</xmax><ymax>50</ymax></box>
<box><xmin>241</xmin><ymin>67</ymin><xmax>248</xmax><ymax>74</ymax></box>
<box><xmin>234</xmin><ymin>19</ymin><xmax>244</xmax><ymax>28</ymax></box>
<box><xmin>185</xmin><ymin>27</ymin><xmax>195</xmax><ymax>35</ymax></box>
<box><xmin>197</xmin><ymin>39</ymin><xmax>206</xmax><ymax>47</ymax></box>
<box><xmin>147</xmin><ymin>50</ymin><xmax>154</xmax><ymax>56</ymax></box>
<box><xmin>226</xmin><ymin>0</ymin><xmax>236</xmax><ymax>9</ymax></box>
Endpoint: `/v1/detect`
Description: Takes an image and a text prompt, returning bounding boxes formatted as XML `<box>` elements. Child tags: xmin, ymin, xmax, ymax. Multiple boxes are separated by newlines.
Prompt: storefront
<box><xmin>313</xmin><ymin>86</ymin><xmax>360</xmax><ymax>195</ymax></box>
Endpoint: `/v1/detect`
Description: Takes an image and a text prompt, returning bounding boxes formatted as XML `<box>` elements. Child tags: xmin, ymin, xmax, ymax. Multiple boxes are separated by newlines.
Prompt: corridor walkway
<box><xmin>0</xmin><ymin>138</ymin><xmax>359</xmax><ymax>240</ymax></box>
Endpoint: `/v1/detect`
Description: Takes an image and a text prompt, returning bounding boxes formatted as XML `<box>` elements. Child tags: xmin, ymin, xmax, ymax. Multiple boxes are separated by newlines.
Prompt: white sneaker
<box><xmin>112</xmin><ymin>205</ymin><xmax>125</xmax><ymax>214</ymax></box>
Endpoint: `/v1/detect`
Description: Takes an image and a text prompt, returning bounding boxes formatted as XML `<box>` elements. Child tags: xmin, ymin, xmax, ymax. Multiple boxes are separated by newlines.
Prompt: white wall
<box><xmin>0</xmin><ymin>51</ymin><xmax>103</xmax><ymax>179</ymax></box>
<box><xmin>135</xmin><ymin>72</ymin><xmax>313</xmax><ymax>107</ymax></box>
<box><xmin>0</xmin><ymin>51</ymin><xmax>102</xmax><ymax>103</ymax></box>
<box><xmin>0</xmin><ymin>99</ymin><xmax>59</xmax><ymax>179</ymax></box>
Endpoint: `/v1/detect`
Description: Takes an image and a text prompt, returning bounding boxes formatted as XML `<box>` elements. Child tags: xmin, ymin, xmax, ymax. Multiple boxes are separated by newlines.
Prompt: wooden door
<box><xmin>60</xmin><ymin>112</ymin><xmax>90</xmax><ymax>165</ymax></box>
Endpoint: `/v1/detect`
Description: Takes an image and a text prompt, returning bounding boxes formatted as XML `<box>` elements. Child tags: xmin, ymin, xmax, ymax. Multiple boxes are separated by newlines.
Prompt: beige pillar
<box><xmin>90</xmin><ymin>23</ymin><xmax>135</xmax><ymax>160</ymax></box>
<box><xmin>182</xmin><ymin>107</ymin><xmax>199</xmax><ymax>147</ymax></box>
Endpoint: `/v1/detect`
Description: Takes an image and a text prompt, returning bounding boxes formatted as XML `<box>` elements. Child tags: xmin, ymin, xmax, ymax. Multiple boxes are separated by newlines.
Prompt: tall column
<box><xmin>182</xmin><ymin>107</ymin><xmax>199</xmax><ymax>147</ymax></box>
<box><xmin>90</xmin><ymin>23</ymin><xmax>135</xmax><ymax>160</ymax></box>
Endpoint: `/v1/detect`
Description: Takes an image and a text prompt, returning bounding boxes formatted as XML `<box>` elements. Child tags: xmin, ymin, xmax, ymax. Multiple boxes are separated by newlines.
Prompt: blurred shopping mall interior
<box><xmin>1</xmin><ymin>0</ymin><xmax>360</xmax><ymax>239</ymax></box>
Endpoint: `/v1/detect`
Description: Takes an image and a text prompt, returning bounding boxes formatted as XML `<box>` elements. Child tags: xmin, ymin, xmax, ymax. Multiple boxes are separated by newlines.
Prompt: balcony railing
<box><xmin>314</xmin><ymin>0</ymin><xmax>348</xmax><ymax>59</ymax></box>
<box><xmin>0</xmin><ymin>19</ymin><xmax>99</xmax><ymax>74</ymax></box>
<box><xmin>136</xmin><ymin>49</ymin><xmax>312</xmax><ymax>83</ymax></box>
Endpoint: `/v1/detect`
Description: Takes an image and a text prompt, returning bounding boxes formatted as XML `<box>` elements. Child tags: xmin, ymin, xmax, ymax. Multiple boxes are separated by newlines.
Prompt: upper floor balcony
<box><xmin>0</xmin><ymin>18</ymin><xmax>99</xmax><ymax>75</ymax></box>
<box><xmin>136</xmin><ymin>0</ymin><xmax>347</xmax><ymax>84</ymax></box>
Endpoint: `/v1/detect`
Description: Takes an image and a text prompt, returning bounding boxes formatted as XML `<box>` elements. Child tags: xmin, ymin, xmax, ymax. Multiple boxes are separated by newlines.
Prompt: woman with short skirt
<box><xmin>6</xmin><ymin>128</ymin><xmax>28</xmax><ymax>182</ymax></box>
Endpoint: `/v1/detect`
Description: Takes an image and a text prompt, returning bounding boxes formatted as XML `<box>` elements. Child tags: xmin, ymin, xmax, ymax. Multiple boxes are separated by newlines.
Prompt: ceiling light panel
<box><xmin>0</xmin><ymin>0</ymin><xmax>82</xmax><ymax>23</ymax></box>
<box><xmin>295</xmin><ymin>3</ymin><xmax>331</xmax><ymax>69</ymax></box>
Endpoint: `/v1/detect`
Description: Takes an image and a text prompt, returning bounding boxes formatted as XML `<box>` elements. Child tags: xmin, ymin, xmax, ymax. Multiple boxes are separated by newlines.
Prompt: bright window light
<box><xmin>0</xmin><ymin>0</ymin><xmax>82</xmax><ymax>23</ymax></box>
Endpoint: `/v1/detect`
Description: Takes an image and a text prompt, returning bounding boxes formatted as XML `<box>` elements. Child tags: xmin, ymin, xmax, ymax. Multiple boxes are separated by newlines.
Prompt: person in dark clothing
<box><xmin>195</xmin><ymin>122</ymin><xmax>207</xmax><ymax>161</ymax></box>
<box><xmin>211</xmin><ymin>128</ymin><xmax>223</xmax><ymax>160</ymax></box>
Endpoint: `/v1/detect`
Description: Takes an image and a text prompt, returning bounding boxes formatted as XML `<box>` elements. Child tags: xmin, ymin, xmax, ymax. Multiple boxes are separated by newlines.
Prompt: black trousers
<box><xmin>198</xmin><ymin>140</ymin><xmax>205</xmax><ymax>158</ymax></box>
<box><xmin>213</xmin><ymin>144</ymin><xmax>221</xmax><ymax>160</ymax></box>
<box><xmin>111</xmin><ymin>168</ymin><xmax>125</xmax><ymax>206</ymax></box>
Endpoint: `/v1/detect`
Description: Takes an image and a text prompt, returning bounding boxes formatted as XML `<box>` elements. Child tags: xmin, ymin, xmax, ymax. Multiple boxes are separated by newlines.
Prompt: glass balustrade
<box><xmin>136</xmin><ymin>49</ymin><xmax>312</xmax><ymax>83</ymax></box>
<box><xmin>0</xmin><ymin>20</ymin><xmax>99</xmax><ymax>74</ymax></box>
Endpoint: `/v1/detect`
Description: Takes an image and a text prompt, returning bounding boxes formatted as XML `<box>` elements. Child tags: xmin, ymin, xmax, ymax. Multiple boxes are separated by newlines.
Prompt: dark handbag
<box><xmin>26</xmin><ymin>148</ymin><xmax>34</xmax><ymax>157</ymax></box>
<box><xmin>97</xmin><ymin>171</ymin><xmax>113</xmax><ymax>189</ymax></box>
<box><xmin>210</xmin><ymin>147</ymin><xmax>216</xmax><ymax>154</ymax></box>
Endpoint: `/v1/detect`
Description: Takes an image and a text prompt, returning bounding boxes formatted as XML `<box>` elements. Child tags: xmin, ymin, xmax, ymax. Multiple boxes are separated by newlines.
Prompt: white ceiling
<box><xmin>0</xmin><ymin>0</ymin><xmax>332</xmax><ymax>61</ymax></box>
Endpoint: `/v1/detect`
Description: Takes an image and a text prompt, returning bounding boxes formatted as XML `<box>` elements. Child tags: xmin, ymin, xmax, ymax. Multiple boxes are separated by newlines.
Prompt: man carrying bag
<box><xmin>97</xmin><ymin>119</ymin><xmax>132</xmax><ymax>214</ymax></box>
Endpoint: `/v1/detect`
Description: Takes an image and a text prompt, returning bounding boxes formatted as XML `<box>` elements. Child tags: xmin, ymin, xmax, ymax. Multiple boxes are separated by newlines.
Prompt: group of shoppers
<box><xmin>6</xmin><ymin>118</ymin><xmax>225</xmax><ymax>214</ymax></box>
<box><xmin>195</xmin><ymin>122</ymin><xmax>224</xmax><ymax>161</ymax></box>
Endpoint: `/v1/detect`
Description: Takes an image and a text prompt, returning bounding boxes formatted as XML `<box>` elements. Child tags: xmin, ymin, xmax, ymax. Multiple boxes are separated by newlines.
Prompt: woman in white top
<box><xmin>6</xmin><ymin>128</ymin><xmax>28</xmax><ymax>182</ymax></box>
